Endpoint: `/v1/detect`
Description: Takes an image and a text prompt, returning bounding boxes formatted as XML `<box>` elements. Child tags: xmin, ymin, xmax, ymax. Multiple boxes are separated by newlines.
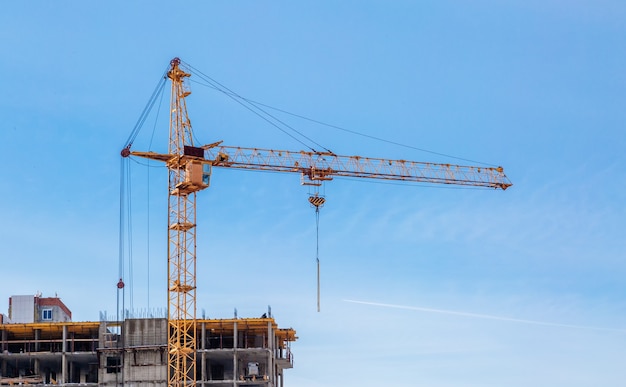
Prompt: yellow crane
<box><xmin>122</xmin><ymin>57</ymin><xmax>511</xmax><ymax>387</ymax></box>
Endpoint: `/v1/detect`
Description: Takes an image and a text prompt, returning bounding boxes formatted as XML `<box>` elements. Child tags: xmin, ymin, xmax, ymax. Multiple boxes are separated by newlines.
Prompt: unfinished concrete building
<box><xmin>0</xmin><ymin>297</ymin><xmax>297</xmax><ymax>386</ymax></box>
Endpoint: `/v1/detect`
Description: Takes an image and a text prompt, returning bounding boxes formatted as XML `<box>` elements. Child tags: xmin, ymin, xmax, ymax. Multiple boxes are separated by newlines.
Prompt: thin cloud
<box><xmin>344</xmin><ymin>299</ymin><xmax>626</xmax><ymax>333</ymax></box>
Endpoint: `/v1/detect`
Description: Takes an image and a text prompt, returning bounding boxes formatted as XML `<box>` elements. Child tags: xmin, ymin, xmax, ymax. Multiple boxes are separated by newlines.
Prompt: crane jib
<box><xmin>129</xmin><ymin>146</ymin><xmax>512</xmax><ymax>190</ymax></box>
<box><xmin>203</xmin><ymin>146</ymin><xmax>512</xmax><ymax>190</ymax></box>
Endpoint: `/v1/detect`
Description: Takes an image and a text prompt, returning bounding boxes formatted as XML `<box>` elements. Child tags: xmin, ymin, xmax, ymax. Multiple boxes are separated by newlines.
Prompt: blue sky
<box><xmin>1</xmin><ymin>1</ymin><xmax>625</xmax><ymax>386</ymax></box>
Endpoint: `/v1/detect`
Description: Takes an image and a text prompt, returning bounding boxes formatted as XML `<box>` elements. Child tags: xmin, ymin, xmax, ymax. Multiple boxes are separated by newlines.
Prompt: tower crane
<box><xmin>121</xmin><ymin>57</ymin><xmax>511</xmax><ymax>387</ymax></box>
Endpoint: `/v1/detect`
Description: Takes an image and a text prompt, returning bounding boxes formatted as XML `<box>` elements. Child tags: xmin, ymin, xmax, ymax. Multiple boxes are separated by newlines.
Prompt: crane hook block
<box><xmin>308</xmin><ymin>195</ymin><xmax>326</xmax><ymax>208</ymax></box>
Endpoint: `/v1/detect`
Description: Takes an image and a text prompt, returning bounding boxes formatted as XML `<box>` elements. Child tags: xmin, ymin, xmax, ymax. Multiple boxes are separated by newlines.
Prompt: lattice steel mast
<box><xmin>165</xmin><ymin>57</ymin><xmax>205</xmax><ymax>387</ymax></box>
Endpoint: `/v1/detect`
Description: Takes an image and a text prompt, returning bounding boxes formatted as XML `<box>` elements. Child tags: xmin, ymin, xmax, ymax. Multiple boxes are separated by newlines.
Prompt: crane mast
<box><xmin>124</xmin><ymin>57</ymin><xmax>511</xmax><ymax>387</ymax></box>
<box><xmin>166</xmin><ymin>58</ymin><xmax>204</xmax><ymax>387</ymax></box>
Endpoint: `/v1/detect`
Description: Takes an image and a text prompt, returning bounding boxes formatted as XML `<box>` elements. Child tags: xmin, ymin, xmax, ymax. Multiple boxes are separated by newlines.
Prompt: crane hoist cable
<box><xmin>117</xmin><ymin>158</ymin><xmax>127</xmax><ymax>324</ymax></box>
<box><xmin>145</xmin><ymin>77</ymin><xmax>166</xmax><ymax>310</ymax></box>
<box><xmin>308</xmin><ymin>190</ymin><xmax>326</xmax><ymax>312</ymax></box>
<box><xmin>120</xmin><ymin>73</ymin><xmax>168</xmax><ymax>314</ymax></box>
<box><xmin>126</xmin><ymin>160</ymin><xmax>134</xmax><ymax>312</ymax></box>
<box><xmin>118</xmin><ymin>154</ymin><xmax>139</xmax><ymax>320</ymax></box>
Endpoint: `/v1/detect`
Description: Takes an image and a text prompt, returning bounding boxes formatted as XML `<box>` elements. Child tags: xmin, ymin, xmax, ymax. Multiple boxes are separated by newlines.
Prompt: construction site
<box><xmin>0</xmin><ymin>58</ymin><xmax>510</xmax><ymax>386</ymax></box>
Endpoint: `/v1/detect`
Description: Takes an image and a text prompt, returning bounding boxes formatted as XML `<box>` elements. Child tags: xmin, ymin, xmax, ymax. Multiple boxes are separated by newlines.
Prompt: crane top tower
<box><xmin>122</xmin><ymin>57</ymin><xmax>511</xmax><ymax>387</ymax></box>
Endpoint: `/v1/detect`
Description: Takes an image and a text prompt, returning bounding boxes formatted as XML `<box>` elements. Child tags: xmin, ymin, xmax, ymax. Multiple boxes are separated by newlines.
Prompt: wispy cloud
<box><xmin>344</xmin><ymin>299</ymin><xmax>626</xmax><ymax>333</ymax></box>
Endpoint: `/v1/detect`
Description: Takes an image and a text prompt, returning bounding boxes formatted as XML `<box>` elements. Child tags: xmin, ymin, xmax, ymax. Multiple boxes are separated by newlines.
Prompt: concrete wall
<box><xmin>98</xmin><ymin>319</ymin><xmax>168</xmax><ymax>386</ymax></box>
<box><xmin>8</xmin><ymin>295</ymin><xmax>35</xmax><ymax>323</ymax></box>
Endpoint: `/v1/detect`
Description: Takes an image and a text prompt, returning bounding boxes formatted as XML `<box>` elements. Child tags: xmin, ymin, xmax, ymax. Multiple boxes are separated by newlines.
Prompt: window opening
<box><xmin>42</xmin><ymin>309</ymin><xmax>53</xmax><ymax>321</ymax></box>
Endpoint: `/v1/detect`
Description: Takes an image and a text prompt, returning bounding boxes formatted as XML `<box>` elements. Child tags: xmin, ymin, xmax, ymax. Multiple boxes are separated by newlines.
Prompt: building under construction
<box><xmin>0</xmin><ymin>295</ymin><xmax>296</xmax><ymax>386</ymax></box>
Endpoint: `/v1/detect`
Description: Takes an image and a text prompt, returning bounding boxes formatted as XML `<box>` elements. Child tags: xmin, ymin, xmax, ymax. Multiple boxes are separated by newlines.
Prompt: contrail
<box><xmin>343</xmin><ymin>299</ymin><xmax>626</xmax><ymax>333</ymax></box>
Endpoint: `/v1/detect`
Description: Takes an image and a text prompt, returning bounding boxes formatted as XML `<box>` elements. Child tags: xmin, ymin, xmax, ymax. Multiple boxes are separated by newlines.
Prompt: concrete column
<box><xmin>201</xmin><ymin>322</ymin><xmax>206</xmax><ymax>383</ymax></box>
<box><xmin>62</xmin><ymin>325</ymin><xmax>67</xmax><ymax>383</ymax></box>
<box><xmin>267</xmin><ymin>321</ymin><xmax>273</xmax><ymax>384</ymax></box>
<box><xmin>1</xmin><ymin>328</ymin><xmax>7</xmax><ymax>376</ymax></box>
<box><xmin>33</xmin><ymin>327</ymin><xmax>41</xmax><ymax>376</ymax></box>
<box><xmin>34</xmin><ymin>329</ymin><xmax>41</xmax><ymax>352</ymax></box>
<box><xmin>233</xmin><ymin>321</ymin><xmax>238</xmax><ymax>387</ymax></box>
<box><xmin>69</xmin><ymin>361</ymin><xmax>74</xmax><ymax>384</ymax></box>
